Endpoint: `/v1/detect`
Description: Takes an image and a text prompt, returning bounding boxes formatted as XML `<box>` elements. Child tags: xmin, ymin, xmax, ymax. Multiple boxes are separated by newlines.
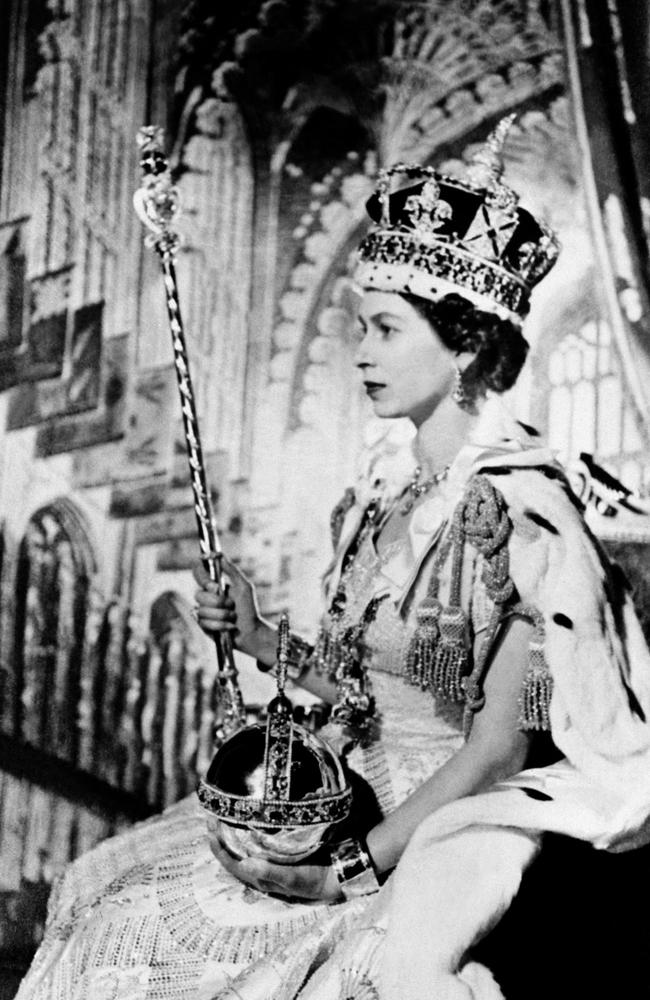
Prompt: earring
<box><xmin>451</xmin><ymin>364</ymin><xmax>467</xmax><ymax>407</ymax></box>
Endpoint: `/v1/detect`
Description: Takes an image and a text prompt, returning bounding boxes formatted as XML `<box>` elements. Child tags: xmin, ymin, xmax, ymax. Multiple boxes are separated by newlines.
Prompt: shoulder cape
<box><xmin>380</xmin><ymin>456</ymin><xmax>650</xmax><ymax>999</ymax></box>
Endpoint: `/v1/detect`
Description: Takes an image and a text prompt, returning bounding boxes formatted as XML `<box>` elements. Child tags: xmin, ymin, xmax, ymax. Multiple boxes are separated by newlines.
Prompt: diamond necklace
<box><xmin>401</xmin><ymin>464</ymin><xmax>450</xmax><ymax>515</ymax></box>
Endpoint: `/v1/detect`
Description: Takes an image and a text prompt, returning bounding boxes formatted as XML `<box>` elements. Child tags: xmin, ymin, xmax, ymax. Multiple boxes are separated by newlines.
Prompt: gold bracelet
<box><xmin>330</xmin><ymin>837</ymin><xmax>381</xmax><ymax>900</ymax></box>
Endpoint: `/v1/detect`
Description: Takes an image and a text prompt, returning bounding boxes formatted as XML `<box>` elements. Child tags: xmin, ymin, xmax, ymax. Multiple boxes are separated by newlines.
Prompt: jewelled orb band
<box><xmin>197</xmin><ymin>781</ymin><xmax>352</xmax><ymax>828</ymax></box>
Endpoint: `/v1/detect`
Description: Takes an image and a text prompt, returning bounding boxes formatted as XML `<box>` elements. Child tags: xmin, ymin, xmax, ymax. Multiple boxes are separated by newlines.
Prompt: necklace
<box><xmin>401</xmin><ymin>464</ymin><xmax>450</xmax><ymax>514</ymax></box>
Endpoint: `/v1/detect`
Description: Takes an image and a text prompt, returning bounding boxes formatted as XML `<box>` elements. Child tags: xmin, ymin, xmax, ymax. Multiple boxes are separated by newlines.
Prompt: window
<box><xmin>547</xmin><ymin>319</ymin><xmax>647</xmax><ymax>493</ymax></box>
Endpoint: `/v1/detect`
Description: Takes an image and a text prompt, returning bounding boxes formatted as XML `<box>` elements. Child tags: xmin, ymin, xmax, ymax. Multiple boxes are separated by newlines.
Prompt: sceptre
<box><xmin>133</xmin><ymin>126</ymin><xmax>246</xmax><ymax>742</ymax></box>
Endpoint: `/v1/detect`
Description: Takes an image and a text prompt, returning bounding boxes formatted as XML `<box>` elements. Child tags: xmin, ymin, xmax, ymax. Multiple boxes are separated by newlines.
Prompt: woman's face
<box><xmin>355</xmin><ymin>290</ymin><xmax>455</xmax><ymax>425</ymax></box>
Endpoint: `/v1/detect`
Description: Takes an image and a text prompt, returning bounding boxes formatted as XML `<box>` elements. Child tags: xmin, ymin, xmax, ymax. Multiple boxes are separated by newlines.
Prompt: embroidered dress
<box><xmin>16</xmin><ymin>473</ymin><xmax>476</xmax><ymax>1000</ymax></box>
<box><xmin>17</xmin><ymin>399</ymin><xmax>650</xmax><ymax>1000</ymax></box>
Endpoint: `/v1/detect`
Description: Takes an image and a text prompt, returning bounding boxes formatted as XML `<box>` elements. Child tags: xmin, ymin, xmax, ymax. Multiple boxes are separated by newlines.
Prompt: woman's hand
<box><xmin>210</xmin><ymin>837</ymin><xmax>342</xmax><ymax>902</ymax></box>
<box><xmin>192</xmin><ymin>559</ymin><xmax>276</xmax><ymax>665</ymax></box>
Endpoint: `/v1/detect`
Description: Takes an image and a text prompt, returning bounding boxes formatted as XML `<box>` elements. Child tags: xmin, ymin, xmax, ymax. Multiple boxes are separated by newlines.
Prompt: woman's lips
<box><xmin>364</xmin><ymin>381</ymin><xmax>386</xmax><ymax>397</ymax></box>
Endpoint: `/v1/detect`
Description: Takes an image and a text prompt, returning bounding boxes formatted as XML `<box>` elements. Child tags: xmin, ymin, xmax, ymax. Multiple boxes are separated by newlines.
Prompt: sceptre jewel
<box><xmin>401</xmin><ymin>465</ymin><xmax>450</xmax><ymax>514</ymax></box>
<box><xmin>133</xmin><ymin>126</ymin><xmax>245</xmax><ymax>742</ymax></box>
<box><xmin>198</xmin><ymin>613</ymin><xmax>352</xmax><ymax>863</ymax></box>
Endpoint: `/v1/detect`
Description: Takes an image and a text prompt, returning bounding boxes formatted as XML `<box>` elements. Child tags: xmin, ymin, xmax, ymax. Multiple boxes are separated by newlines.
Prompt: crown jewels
<box><xmin>356</xmin><ymin>115</ymin><xmax>560</xmax><ymax>323</ymax></box>
<box><xmin>197</xmin><ymin>613</ymin><xmax>351</xmax><ymax>863</ymax></box>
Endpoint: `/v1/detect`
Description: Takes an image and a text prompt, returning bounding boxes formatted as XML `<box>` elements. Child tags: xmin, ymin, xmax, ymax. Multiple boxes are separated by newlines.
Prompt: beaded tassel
<box><xmin>519</xmin><ymin>631</ymin><xmax>553</xmax><ymax>731</ymax></box>
<box><xmin>314</xmin><ymin>582</ymin><xmax>348</xmax><ymax>679</ymax></box>
<box><xmin>314</xmin><ymin>624</ymin><xmax>336</xmax><ymax>677</ymax></box>
<box><xmin>432</xmin><ymin>604</ymin><xmax>468</xmax><ymax>700</ymax></box>
<box><xmin>431</xmin><ymin>504</ymin><xmax>470</xmax><ymax>701</ymax></box>
<box><xmin>406</xmin><ymin>596</ymin><xmax>442</xmax><ymax>689</ymax></box>
<box><xmin>404</xmin><ymin>531</ymin><xmax>452</xmax><ymax>691</ymax></box>
<box><xmin>330</xmin><ymin>596</ymin><xmax>384</xmax><ymax>740</ymax></box>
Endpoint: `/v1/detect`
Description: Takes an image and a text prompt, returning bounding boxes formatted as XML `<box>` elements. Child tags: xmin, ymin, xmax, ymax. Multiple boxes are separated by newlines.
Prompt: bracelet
<box><xmin>286</xmin><ymin>632</ymin><xmax>314</xmax><ymax>681</ymax></box>
<box><xmin>330</xmin><ymin>837</ymin><xmax>381</xmax><ymax>900</ymax></box>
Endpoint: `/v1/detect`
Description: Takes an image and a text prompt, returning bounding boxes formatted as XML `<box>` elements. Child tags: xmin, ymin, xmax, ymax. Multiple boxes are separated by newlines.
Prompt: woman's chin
<box><xmin>370</xmin><ymin>401</ymin><xmax>420</xmax><ymax>424</ymax></box>
<box><xmin>368</xmin><ymin>397</ymin><xmax>401</xmax><ymax>419</ymax></box>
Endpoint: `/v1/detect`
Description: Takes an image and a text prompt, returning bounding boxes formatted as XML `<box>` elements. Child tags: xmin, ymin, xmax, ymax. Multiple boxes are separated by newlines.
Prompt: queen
<box><xmin>16</xmin><ymin>121</ymin><xmax>650</xmax><ymax>1000</ymax></box>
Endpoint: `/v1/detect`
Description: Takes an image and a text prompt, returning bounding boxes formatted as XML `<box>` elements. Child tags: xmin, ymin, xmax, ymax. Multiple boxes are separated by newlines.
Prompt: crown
<box><xmin>197</xmin><ymin>614</ymin><xmax>351</xmax><ymax>863</ymax></box>
<box><xmin>356</xmin><ymin>116</ymin><xmax>560</xmax><ymax>324</ymax></box>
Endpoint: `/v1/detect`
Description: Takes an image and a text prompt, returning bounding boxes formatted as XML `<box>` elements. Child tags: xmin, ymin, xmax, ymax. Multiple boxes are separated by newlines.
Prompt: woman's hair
<box><xmin>400</xmin><ymin>292</ymin><xmax>529</xmax><ymax>403</ymax></box>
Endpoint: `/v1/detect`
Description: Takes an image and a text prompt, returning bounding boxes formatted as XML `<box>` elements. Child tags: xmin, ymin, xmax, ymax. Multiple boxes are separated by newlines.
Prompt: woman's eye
<box><xmin>379</xmin><ymin>322</ymin><xmax>398</xmax><ymax>337</ymax></box>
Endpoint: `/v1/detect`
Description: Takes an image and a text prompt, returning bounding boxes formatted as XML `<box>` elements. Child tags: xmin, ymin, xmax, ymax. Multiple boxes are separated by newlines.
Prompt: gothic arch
<box><xmin>143</xmin><ymin>590</ymin><xmax>210</xmax><ymax>806</ymax></box>
<box><xmin>177</xmin><ymin>1</ymin><xmax>563</xmax><ymax>165</ymax></box>
<box><xmin>10</xmin><ymin>498</ymin><xmax>97</xmax><ymax>763</ymax></box>
<box><xmin>173</xmin><ymin>95</ymin><xmax>254</xmax><ymax>477</ymax></box>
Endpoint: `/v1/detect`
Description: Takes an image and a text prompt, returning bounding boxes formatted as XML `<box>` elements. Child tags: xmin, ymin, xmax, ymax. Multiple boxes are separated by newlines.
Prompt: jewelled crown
<box><xmin>356</xmin><ymin>115</ymin><xmax>560</xmax><ymax>324</ymax></box>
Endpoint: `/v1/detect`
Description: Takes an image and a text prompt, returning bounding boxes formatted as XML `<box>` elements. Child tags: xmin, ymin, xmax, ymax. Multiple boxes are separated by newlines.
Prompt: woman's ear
<box><xmin>453</xmin><ymin>350</ymin><xmax>477</xmax><ymax>373</ymax></box>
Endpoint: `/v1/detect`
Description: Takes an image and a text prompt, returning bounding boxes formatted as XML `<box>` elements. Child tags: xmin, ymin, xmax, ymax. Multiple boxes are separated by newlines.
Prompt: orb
<box><xmin>198</xmin><ymin>695</ymin><xmax>351</xmax><ymax>864</ymax></box>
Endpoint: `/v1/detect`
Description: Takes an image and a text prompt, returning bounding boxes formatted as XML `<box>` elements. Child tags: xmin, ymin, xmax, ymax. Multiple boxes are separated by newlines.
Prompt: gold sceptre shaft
<box><xmin>133</xmin><ymin>125</ymin><xmax>246</xmax><ymax>743</ymax></box>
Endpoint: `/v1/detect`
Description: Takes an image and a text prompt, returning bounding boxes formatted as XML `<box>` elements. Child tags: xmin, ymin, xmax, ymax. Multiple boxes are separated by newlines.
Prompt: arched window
<box><xmin>144</xmin><ymin>592</ymin><xmax>205</xmax><ymax>809</ymax></box>
<box><xmin>0</xmin><ymin>225</ymin><xmax>26</xmax><ymax>348</ymax></box>
<box><xmin>546</xmin><ymin>319</ymin><xmax>648</xmax><ymax>493</ymax></box>
<box><xmin>12</xmin><ymin>502</ymin><xmax>95</xmax><ymax>763</ymax></box>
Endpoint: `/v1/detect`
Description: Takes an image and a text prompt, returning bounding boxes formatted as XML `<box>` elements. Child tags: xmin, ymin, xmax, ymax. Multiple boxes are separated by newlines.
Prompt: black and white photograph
<box><xmin>1</xmin><ymin>2</ymin><xmax>650</xmax><ymax>998</ymax></box>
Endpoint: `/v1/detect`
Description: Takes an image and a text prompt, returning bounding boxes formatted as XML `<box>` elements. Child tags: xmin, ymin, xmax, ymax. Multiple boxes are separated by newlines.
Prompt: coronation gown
<box><xmin>16</xmin><ymin>457</ymin><xmax>491</xmax><ymax>1000</ymax></box>
<box><xmin>18</xmin><ymin>399</ymin><xmax>650</xmax><ymax>1000</ymax></box>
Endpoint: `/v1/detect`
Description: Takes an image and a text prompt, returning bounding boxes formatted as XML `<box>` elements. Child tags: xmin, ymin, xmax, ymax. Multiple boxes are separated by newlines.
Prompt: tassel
<box><xmin>429</xmin><ymin>500</ymin><xmax>470</xmax><ymax>702</ymax></box>
<box><xmin>314</xmin><ymin>624</ymin><xmax>341</xmax><ymax>679</ymax></box>
<box><xmin>406</xmin><ymin>596</ymin><xmax>441</xmax><ymax>689</ymax></box>
<box><xmin>519</xmin><ymin>636</ymin><xmax>553</xmax><ymax>731</ymax></box>
<box><xmin>432</xmin><ymin>604</ymin><xmax>469</xmax><ymax>700</ymax></box>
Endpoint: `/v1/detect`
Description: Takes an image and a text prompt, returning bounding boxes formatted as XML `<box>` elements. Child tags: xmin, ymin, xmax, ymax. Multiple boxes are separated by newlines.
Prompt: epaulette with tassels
<box><xmin>405</xmin><ymin>474</ymin><xmax>553</xmax><ymax>735</ymax></box>
<box><xmin>406</xmin><ymin>475</ymin><xmax>512</xmax><ymax>706</ymax></box>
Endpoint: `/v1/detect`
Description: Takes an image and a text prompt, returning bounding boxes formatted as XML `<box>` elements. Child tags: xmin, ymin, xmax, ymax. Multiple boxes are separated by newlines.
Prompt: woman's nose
<box><xmin>354</xmin><ymin>333</ymin><xmax>375</xmax><ymax>368</ymax></box>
